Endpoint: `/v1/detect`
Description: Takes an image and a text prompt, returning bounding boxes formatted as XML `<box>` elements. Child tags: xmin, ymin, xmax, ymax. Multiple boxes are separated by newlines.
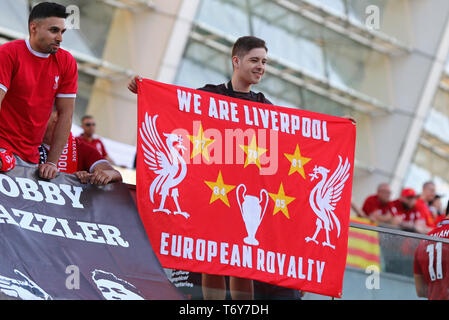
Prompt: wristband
<box><xmin>0</xmin><ymin>150</ymin><xmax>16</xmax><ymax>172</ymax></box>
<box><xmin>46</xmin><ymin>161</ymin><xmax>58</xmax><ymax>168</ymax></box>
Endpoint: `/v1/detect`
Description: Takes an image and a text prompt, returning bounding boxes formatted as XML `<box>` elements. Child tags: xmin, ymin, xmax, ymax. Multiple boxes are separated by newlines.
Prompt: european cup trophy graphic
<box><xmin>236</xmin><ymin>184</ymin><xmax>269</xmax><ymax>246</ymax></box>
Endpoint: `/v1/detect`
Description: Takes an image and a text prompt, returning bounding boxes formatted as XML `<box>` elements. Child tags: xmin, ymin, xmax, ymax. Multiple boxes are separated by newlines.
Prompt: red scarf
<box><xmin>57</xmin><ymin>133</ymin><xmax>78</xmax><ymax>173</ymax></box>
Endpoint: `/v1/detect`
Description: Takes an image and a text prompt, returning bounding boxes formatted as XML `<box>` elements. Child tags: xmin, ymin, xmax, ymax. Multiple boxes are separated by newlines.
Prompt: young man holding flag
<box><xmin>129</xmin><ymin>36</ymin><xmax>304</xmax><ymax>300</ymax></box>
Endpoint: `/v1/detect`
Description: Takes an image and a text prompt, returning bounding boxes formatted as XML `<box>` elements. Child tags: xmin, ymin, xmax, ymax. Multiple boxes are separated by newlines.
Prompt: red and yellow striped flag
<box><xmin>346</xmin><ymin>217</ymin><xmax>381</xmax><ymax>270</ymax></box>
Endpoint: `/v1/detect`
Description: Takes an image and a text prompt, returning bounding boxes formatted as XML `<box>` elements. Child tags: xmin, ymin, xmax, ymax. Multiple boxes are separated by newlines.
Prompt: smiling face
<box><xmin>29</xmin><ymin>17</ymin><xmax>66</xmax><ymax>54</ymax></box>
<box><xmin>232</xmin><ymin>47</ymin><xmax>267</xmax><ymax>87</ymax></box>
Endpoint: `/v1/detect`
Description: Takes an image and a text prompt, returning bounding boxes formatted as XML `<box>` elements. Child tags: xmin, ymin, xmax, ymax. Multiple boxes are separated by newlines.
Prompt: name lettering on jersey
<box><xmin>430</xmin><ymin>229</ymin><xmax>449</xmax><ymax>238</ymax></box>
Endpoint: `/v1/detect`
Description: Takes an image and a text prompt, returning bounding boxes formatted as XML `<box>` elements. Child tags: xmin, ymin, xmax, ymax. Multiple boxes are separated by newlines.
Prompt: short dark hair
<box><xmin>422</xmin><ymin>180</ymin><xmax>435</xmax><ymax>191</ymax></box>
<box><xmin>81</xmin><ymin>115</ymin><xmax>94</xmax><ymax>123</ymax></box>
<box><xmin>231</xmin><ymin>36</ymin><xmax>268</xmax><ymax>58</ymax></box>
<box><xmin>28</xmin><ymin>2</ymin><xmax>69</xmax><ymax>25</ymax></box>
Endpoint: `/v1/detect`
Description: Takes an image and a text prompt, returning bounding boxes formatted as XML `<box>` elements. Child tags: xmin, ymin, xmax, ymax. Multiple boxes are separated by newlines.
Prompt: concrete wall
<box><xmin>85</xmin><ymin>0</ymin><xmax>199</xmax><ymax>146</ymax></box>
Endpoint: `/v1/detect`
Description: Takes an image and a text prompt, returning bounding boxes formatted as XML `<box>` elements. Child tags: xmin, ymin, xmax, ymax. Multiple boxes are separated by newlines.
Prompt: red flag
<box><xmin>136</xmin><ymin>79</ymin><xmax>356</xmax><ymax>298</ymax></box>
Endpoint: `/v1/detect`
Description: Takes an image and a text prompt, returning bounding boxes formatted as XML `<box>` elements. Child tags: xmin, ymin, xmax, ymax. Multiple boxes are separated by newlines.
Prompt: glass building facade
<box><xmin>405</xmin><ymin>58</ymin><xmax>449</xmax><ymax>206</ymax></box>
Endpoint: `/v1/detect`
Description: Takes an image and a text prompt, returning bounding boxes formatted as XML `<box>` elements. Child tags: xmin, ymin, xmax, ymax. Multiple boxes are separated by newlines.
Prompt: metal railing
<box><xmin>350</xmin><ymin>220</ymin><xmax>449</xmax><ymax>244</ymax></box>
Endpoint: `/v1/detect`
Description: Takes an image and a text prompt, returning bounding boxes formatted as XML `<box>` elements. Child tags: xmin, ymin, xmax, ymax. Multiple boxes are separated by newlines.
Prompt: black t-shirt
<box><xmin>197</xmin><ymin>83</ymin><xmax>273</xmax><ymax>105</ymax></box>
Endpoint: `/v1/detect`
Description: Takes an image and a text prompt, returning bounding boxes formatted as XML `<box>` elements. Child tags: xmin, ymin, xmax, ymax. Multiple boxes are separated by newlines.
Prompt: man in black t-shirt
<box><xmin>127</xmin><ymin>36</ymin><xmax>301</xmax><ymax>300</ymax></box>
<box><xmin>196</xmin><ymin>37</ymin><xmax>270</xmax><ymax>300</ymax></box>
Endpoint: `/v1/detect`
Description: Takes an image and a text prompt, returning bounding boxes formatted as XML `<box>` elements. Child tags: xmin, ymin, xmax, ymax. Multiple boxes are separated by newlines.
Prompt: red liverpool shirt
<box><xmin>414</xmin><ymin>220</ymin><xmax>449</xmax><ymax>299</ymax></box>
<box><xmin>390</xmin><ymin>199</ymin><xmax>426</xmax><ymax>223</ymax></box>
<box><xmin>40</xmin><ymin>135</ymin><xmax>105</xmax><ymax>174</ymax></box>
<box><xmin>362</xmin><ymin>194</ymin><xmax>392</xmax><ymax>216</ymax></box>
<box><xmin>0</xmin><ymin>39</ymin><xmax>78</xmax><ymax>163</ymax></box>
<box><xmin>77</xmin><ymin>134</ymin><xmax>108</xmax><ymax>159</ymax></box>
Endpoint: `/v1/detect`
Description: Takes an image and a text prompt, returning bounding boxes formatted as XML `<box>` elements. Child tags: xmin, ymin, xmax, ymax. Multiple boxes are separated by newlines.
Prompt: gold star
<box><xmin>188</xmin><ymin>123</ymin><xmax>214</xmax><ymax>162</ymax></box>
<box><xmin>269</xmin><ymin>183</ymin><xmax>296</xmax><ymax>219</ymax></box>
<box><xmin>239</xmin><ymin>135</ymin><xmax>267</xmax><ymax>169</ymax></box>
<box><xmin>284</xmin><ymin>145</ymin><xmax>311</xmax><ymax>179</ymax></box>
<box><xmin>204</xmin><ymin>171</ymin><xmax>236</xmax><ymax>207</ymax></box>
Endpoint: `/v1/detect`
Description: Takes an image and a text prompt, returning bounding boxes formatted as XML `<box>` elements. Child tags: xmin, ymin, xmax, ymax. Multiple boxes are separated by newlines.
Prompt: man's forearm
<box><xmin>47</xmin><ymin>117</ymin><xmax>72</xmax><ymax>163</ymax></box>
<box><xmin>48</xmin><ymin>98</ymin><xmax>75</xmax><ymax>164</ymax></box>
<box><xmin>105</xmin><ymin>155</ymin><xmax>115</xmax><ymax>166</ymax></box>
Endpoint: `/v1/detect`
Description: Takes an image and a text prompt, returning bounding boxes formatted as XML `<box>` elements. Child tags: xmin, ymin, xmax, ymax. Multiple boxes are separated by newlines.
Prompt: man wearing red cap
<box><xmin>390</xmin><ymin>188</ymin><xmax>432</xmax><ymax>234</ymax></box>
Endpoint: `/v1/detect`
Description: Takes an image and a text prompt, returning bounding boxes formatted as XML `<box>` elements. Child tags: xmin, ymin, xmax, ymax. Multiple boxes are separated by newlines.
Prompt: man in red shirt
<box><xmin>77</xmin><ymin>115</ymin><xmax>115</xmax><ymax>165</ymax></box>
<box><xmin>362</xmin><ymin>183</ymin><xmax>400</xmax><ymax>225</ymax></box>
<box><xmin>128</xmin><ymin>36</ymin><xmax>305</xmax><ymax>300</ymax></box>
<box><xmin>40</xmin><ymin>110</ymin><xmax>122</xmax><ymax>186</ymax></box>
<box><xmin>416</xmin><ymin>181</ymin><xmax>437</xmax><ymax>228</ymax></box>
<box><xmin>0</xmin><ymin>2</ymin><xmax>77</xmax><ymax>180</ymax></box>
<box><xmin>390</xmin><ymin>188</ymin><xmax>432</xmax><ymax>234</ymax></box>
<box><xmin>414</xmin><ymin>219</ymin><xmax>449</xmax><ymax>299</ymax></box>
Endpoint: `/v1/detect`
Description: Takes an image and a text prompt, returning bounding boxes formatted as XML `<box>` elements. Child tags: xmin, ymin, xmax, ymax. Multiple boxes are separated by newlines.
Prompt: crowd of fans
<box><xmin>353</xmin><ymin>181</ymin><xmax>447</xmax><ymax>234</ymax></box>
<box><xmin>350</xmin><ymin>181</ymin><xmax>449</xmax><ymax>300</ymax></box>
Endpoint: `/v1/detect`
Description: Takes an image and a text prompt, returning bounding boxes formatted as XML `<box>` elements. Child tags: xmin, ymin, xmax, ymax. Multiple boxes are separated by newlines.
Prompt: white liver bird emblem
<box><xmin>305</xmin><ymin>156</ymin><xmax>350</xmax><ymax>249</ymax></box>
<box><xmin>139</xmin><ymin>113</ymin><xmax>189</xmax><ymax>218</ymax></box>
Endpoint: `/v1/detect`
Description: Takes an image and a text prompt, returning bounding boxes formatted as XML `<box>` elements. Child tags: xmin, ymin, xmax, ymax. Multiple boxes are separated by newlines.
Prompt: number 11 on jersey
<box><xmin>427</xmin><ymin>242</ymin><xmax>443</xmax><ymax>281</ymax></box>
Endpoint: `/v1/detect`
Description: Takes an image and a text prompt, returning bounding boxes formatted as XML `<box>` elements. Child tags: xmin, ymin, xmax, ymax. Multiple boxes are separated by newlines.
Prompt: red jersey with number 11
<box><xmin>414</xmin><ymin>220</ymin><xmax>449</xmax><ymax>300</ymax></box>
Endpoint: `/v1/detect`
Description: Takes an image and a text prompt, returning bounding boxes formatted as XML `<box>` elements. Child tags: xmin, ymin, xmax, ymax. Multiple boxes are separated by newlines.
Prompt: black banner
<box><xmin>0</xmin><ymin>166</ymin><xmax>183</xmax><ymax>300</ymax></box>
